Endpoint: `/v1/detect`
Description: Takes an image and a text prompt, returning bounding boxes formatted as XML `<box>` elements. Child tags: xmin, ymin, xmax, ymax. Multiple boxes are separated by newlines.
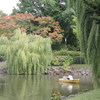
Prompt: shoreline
<box><xmin>0</xmin><ymin>61</ymin><xmax>92</xmax><ymax>76</ymax></box>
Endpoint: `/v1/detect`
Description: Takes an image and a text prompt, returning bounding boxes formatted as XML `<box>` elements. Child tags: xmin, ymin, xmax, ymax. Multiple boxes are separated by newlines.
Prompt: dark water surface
<box><xmin>0</xmin><ymin>74</ymin><xmax>93</xmax><ymax>100</ymax></box>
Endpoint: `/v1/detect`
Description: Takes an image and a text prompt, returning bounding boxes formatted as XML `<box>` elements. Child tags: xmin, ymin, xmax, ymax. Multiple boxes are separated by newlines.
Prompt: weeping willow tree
<box><xmin>75</xmin><ymin>0</ymin><xmax>100</xmax><ymax>88</ymax></box>
<box><xmin>0</xmin><ymin>29</ymin><xmax>52</xmax><ymax>74</ymax></box>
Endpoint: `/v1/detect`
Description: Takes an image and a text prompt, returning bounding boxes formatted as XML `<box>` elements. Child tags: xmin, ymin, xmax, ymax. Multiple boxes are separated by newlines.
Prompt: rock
<box><xmin>67</xmin><ymin>94</ymin><xmax>78</xmax><ymax>98</ymax></box>
<box><xmin>60</xmin><ymin>96</ymin><xmax>67</xmax><ymax>100</ymax></box>
<box><xmin>0</xmin><ymin>67</ymin><xmax>7</xmax><ymax>74</ymax></box>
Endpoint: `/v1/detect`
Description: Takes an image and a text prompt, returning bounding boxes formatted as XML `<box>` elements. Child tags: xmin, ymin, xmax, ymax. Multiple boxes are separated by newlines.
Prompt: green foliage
<box><xmin>0</xmin><ymin>14</ymin><xmax>63</xmax><ymax>45</ymax></box>
<box><xmin>51</xmin><ymin>57</ymin><xmax>61</xmax><ymax>66</ymax></box>
<box><xmin>32</xmin><ymin>16</ymin><xmax>63</xmax><ymax>44</ymax></box>
<box><xmin>53</xmin><ymin>49</ymin><xmax>68</xmax><ymax>56</ymax></box>
<box><xmin>67</xmin><ymin>51</ymin><xmax>82</xmax><ymax>57</ymax></box>
<box><xmin>13</xmin><ymin>0</ymin><xmax>57</xmax><ymax>15</ymax></box>
<box><xmin>51</xmin><ymin>55</ymin><xmax>73</xmax><ymax>66</ymax></box>
<box><xmin>75</xmin><ymin>0</ymin><xmax>100</xmax><ymax>88</ymax></box>
<box><xmin>13</xmin><ymin>0</ymin><xmax>78</xmax><ymax>48</ymax></box>
<box><xmin>65</xmin><ymin>89</ymin><xmax>100</xmax><ymax>100</ymax></box>
<box><xmin>52</xmin><ymin>49</ymin><xmax>84</xmax><ymax>65</ymax></box>
<box><xmin>53</xmin><ymin>49</ymin><xmax>82</xmax><ymax>57</ymax></box>
<box><xmin>51</xmin><ymin>91</ymin><xmax>61</xmax><ymax>100</ymax></box>
<box><xmin>0</xmin><ymin>29</ymin><xmax>53</xmax><ymax>74</ymax></box>
<box><xmin>63</xmin><ymin>55</ymin><xmax>73</xmax><ymax>66</ymax></box>
<box><xmin>0</xmin><ymin>36</ymin><xmax>9</xmax><ymax>60</ymax></box>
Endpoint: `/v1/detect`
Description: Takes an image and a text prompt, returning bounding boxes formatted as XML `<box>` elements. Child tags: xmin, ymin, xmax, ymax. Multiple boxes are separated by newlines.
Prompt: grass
<box><xmin>66</xmin><ymin>89</ymin><xmax>100</xmax><ymax>100</ymax></box>
<box><xmin>70</xmin><ymin>64</ymin><xmax>92</xmax><ymax>67</ymax></box>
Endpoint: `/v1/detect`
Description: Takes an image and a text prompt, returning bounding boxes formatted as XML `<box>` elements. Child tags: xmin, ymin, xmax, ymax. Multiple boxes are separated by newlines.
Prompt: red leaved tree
<box><xmin>0</xmin><ymin>13</ymin><xmax>63</xmax><ymax>44</ymax></box>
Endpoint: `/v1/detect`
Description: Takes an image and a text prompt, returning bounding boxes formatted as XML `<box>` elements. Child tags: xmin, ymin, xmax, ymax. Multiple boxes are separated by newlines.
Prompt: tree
<box><xmin>0</xmin><ymin>29</ymin><xmax>53</xmax><ymax>74</ymax></box>
<box><xmin>0</xmin><ymin>13</ymin><xmax>35</xmax><ymax>36</ymax></box>
<box><xmin>32</xmin><ymin>16</ymin><xmax>63</xmax><ymax>44</ymax></box>
<box><xmin>0</xmin><ymin>13</ymin><xmax>63</xmax><ymax>45</ymax></box>
<box><xmin>12</xmin><ymin>0</ymin><xmax>56</xmax><ymax>16</ymax></box>
<box><xmin>12</xmin><ymin>0</ymin><xmax>78</xmax><ymax>48</ymax></box>
<box><xmin>75</xmin><ymin>0</ymin><xmax>100</xmax><ymax>88</ymax></box>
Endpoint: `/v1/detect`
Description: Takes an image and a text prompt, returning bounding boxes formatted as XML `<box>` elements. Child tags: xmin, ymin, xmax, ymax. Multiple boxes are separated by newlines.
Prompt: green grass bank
<box><xmin>66</xmin><ymin>89</ymin><xmax>100</xmax><ymax>100</ymax></box>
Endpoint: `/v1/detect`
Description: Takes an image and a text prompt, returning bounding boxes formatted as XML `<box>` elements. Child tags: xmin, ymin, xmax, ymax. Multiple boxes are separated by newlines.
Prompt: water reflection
<box><xmin>0</xmin><ymin>74</ymin><xmax>93</xmax><ymax>100</ymax></box>
<box><xmin>60</xmin><ymin>82</ymin><xmax>79</xmax><ymax>93</ymax></box>
<box><xmin>0</xmin><ymin>75</ymin><xmax>52</xmax><ymax>100</ymax></box>
<box><xmin>58</xmin><ymin>74</ymin><xmax>93</xmax><ymax>97</ymax></box>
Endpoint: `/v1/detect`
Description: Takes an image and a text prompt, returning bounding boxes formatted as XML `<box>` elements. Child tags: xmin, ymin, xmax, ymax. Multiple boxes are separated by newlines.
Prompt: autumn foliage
<box><xmin>0</xmin><ymin>13</ymin><xmax>63</xmax><ymax>43</ymax></box>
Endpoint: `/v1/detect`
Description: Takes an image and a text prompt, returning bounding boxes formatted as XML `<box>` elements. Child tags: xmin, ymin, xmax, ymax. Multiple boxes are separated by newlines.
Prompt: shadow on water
<box><xmin>0</xmin><ymin>74</ymin><xmax>93</xmax><ymax>100</ymax></box>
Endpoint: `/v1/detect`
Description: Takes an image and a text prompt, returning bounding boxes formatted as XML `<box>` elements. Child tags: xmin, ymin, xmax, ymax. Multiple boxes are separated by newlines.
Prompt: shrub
<box><xmin>51</xmin><ymin>91</ymin><xmax>61</xmax><ymax>100</ymax></box>
<box><xmin>67</xmin><ymin>51</ymin><xmax>82</xmax><ymax>56</ymax></box>
<box><xmin>63</xmin><ymin>55</ymin><xmax>73</xmax><ymax>66</ymax></box>
<box><xmin>51</xmin><ymin>57</ymin><xmax>61</xmax><ymax>66</ymax></box>
<box><xmin>51</xmin><ymin>55</ymin><xmax>73</xmax><ymax>66</ymax></box>
<box><xmin>53</xmin><ymin>49</ymin><xmax>82</xmax><ymax>57</ymax></box>
<box><xmin>53</xmin><ymin>49</ymin><xmax>68</xmax><ymax>56</ymax></box>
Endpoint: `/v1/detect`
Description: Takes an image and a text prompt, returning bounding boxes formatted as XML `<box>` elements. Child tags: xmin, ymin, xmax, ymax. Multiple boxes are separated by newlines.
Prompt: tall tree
<box><xmin>12</xmin><ymin>0</ymin><xmax>56</xmax><ymax>16</ymax></box>
<box><xmin>0</xmin><ymin>29</ymin><xmax>53</xmax><ymax>74</ymax></box>
<box><xmin>75</xmin><ymin>0</ymin><xmax>100</xmax><ymax>88</ymax></box>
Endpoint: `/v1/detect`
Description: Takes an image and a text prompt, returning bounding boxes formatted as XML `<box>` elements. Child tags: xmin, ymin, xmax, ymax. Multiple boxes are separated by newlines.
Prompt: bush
<box><xmin>51</xmin><ymin>55</ymin><xmax>73</xmax><ymax>66</ymax></box>
<box><xmin>53</xmin><ymin>49</ymin><xmax>68</xmax><ymax>56</ymax></box>
<box><xmin>63</xmin><ymin>55</ymin><xmax>73</xmax><ymax>66</ymax></box>
<box><xmin>53</xmin><ymin>49</ymin><xmax>82</xmax><ymax>57</ymax></box>
<box><xmin>51</xmin><ymin>57</ymin><xmax>63</xmax><ymax>66</ymax></box>
<box><xmin>67</xmin><ymin>51</ymin><xmax>82</xmax><ymax>56</ymax></box>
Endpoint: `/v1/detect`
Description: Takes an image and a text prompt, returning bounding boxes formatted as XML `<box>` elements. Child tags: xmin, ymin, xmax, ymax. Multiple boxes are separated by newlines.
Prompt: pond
<box><xmin>0</xmin><ymin>74</ymin><xmax>93</xmax><ymax>100</ymax></box>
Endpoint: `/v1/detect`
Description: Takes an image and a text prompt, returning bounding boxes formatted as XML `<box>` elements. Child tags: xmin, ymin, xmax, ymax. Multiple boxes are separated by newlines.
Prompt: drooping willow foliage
<box><xmin>75</xmin><ymin>0</ymin><xmax>100</xmax><ymax>88</ymax></box>
<box><xmin>0</xmin><ymin>29</ymin><xmax>52</xmax><ymax>74</ymax></box>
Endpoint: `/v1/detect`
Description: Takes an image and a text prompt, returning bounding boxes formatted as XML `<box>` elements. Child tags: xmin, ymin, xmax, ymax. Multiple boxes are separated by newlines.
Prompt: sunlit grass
<box><xmin>70</xmin><ymin>64</ymin><xmax>92</xmax><ymax>67</ymax></box>
<box><xmin>66</xmin><ymin>89</ymin><xmax>100</xmax><ymax>100</ymax></box>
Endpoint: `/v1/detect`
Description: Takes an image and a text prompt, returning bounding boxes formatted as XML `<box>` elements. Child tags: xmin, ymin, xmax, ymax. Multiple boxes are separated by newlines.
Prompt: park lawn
<box><xmin>70</xmin><ymin>64</ymin><xmax>92</xmax><ymax>67</ymax></box>
<box><xmin>66</xmin><ymin>89</ymin><xmax>100</xmax><ymax>100</ymax></box>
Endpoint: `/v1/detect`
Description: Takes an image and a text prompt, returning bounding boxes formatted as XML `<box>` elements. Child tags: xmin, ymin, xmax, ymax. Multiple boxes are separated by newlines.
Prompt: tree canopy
<box><xmin>12</xmin><ymin>0</ymin><xmax>78</xmax><ymax>48</ymax></box>
<box><xmin>0</xmin><ymin>29</ymin><xmax>53</xmax><ymax>74</ymax></box>
<box><xmin>75</xmin><ymin>0</ymin><xmax>100</xmax><ymax>88</ymax></box>
<box><xmin>0</xmin><ymin>13</ymin><xmax>63</xmax><ymax>45</ymax></box>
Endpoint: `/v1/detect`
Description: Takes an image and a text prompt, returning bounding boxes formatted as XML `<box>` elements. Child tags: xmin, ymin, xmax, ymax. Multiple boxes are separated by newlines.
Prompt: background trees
<box><xmin>12</xmin><ymin>0</ymin><xmax>78</xmax><ymax>49</ymax></box>
<box><xmin>0</xmin><ymin>13</ymin><xmax>63</xmax><ymax>47</ymax></box>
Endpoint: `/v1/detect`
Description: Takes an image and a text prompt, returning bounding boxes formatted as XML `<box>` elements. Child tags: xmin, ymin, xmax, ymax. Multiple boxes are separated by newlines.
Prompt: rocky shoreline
<box><xmin>47</xmin><ymin>65</ymin><xmax>92</xmax><ymax>76</ymax></box>
<box><xmin>0</xmin><ymin>61</ymin><xmax>92</xmax><ymax>76</ymax></box>
<box><xmin>0</xmin><ymin>61</ymin><xmax>7</xmax><ymax>74</ymax></box>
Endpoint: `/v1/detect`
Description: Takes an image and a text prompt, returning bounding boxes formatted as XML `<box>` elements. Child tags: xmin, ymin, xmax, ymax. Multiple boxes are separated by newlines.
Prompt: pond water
<box><xmin>0</xmin><ymin>74</ymin><xmax>93</xmax><ymax>100</ymax></box>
